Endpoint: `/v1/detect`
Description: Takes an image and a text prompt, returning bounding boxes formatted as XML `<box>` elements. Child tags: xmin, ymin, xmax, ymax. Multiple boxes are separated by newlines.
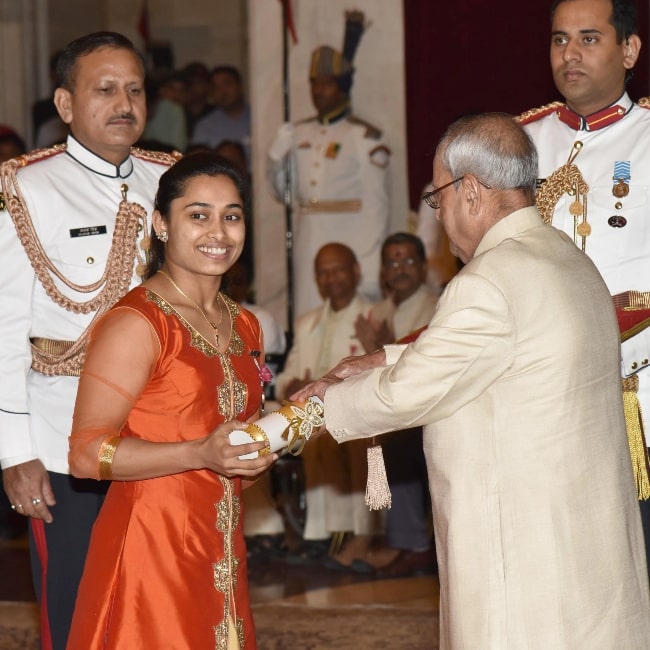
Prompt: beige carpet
<box><xmin>253</xmin><ymin>602</ymin><xmax>438</xmax><ymax>649</ymax></box>
<box><xmin>0</xmin><ymin>602</ymin><xmax>39</xmax><ymax>650</ymax></box>
<box><xmin>0</xmin><ymin>600</ymin><xmax>438</xmax><ymax>649</ymax></box>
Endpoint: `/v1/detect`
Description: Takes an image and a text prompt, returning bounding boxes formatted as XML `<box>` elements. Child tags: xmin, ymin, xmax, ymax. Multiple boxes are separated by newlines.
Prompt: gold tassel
<box><xmin>622</xmin><ymin>376</ymin><xmax>650</xmax><ymax>500</ymax></box>
<box><xmin>365</xmin><ymin>438</ymin><xmax>392</xmax><ymax>510</ymax></box>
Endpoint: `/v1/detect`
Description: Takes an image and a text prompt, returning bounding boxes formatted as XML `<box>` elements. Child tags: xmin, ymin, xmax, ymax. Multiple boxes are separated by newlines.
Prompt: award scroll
<box><xmin>229</xmin><ymin>396</ymin><xmax>324</xmax><ymax>459</ymax></box>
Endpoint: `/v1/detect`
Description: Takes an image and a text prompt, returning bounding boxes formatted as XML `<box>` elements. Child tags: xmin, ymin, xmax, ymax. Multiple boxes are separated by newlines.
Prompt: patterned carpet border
<box><xmin>0</xmin><ymin>600</ymin><xmax>439</xmax><ymax>649</ymax></box>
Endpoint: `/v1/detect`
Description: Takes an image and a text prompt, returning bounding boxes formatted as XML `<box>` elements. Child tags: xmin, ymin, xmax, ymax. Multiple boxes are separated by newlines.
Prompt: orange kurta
<box><xmin>67</xmin><ymin>287</ymin><xmax>263</xmax><ymax>649</ymax></box>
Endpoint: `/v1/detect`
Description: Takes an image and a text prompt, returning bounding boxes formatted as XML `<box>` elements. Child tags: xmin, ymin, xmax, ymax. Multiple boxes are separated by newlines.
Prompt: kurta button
<box><xmin>643</xmin><ymin>359</ymin><xmax>649</xmax><ymax>365</ymax></box>
<box><xmin>137</xmin><ymin>223</ymin><xmax>143</xmax><ymax>232</ymax></box>
<box><xmin>615</xmin><ymin>202</ymin><xmax>623</xmax><ymax>210</ymax></box>
<box><xmin>632</xmin><ymin>362</ymin><xmax>638</xmax><ymax>370</ymax></box>
<box><xmin>86</xmin><ymin>256</ymin><xmax>95</xmax><ymax>265</ymax></box>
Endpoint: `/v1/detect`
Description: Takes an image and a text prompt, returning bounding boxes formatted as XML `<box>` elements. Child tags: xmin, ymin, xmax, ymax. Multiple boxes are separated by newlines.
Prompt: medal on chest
<box><xmin>609</xmin><ymin>161</ymin><xmax>630</xmax><ymax>228</ymax></box>
<box><xmin>325</xmin><ymin>142</ymin><xmax>341</xmax><ymax>159</ymax></box>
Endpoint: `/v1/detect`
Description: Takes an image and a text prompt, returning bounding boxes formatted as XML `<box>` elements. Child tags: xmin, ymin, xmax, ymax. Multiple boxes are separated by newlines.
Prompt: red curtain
<box><xmin>403</xmin><ymin>1</ymin><xmax>650</xmax><ymax>208</ymax></box>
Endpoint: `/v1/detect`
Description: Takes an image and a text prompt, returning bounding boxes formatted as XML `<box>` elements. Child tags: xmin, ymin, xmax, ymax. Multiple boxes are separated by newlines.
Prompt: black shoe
<box><xmin>284</xmin><ymin>538</ymin><xmax>330</xmax><ymax>565</ymax></box>
<box><xmin>246</xmin><ymin>534</ymin><xmax>287</xmax><ymax>561</ymax></box>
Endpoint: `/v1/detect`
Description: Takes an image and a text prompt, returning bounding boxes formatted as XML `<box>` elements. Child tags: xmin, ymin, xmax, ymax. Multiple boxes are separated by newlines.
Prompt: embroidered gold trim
<box><xmin>97</xmin><ymin>435</ymin><xmax>121</xmax><ymax>480</ymax></box>
<box><xmin>514</xmin><ymin>101</ymin><xmax>564</xmax><ymax>124</ymax></box>
<box><xmin>213</xmin><ymin>475</ymin><xmax>242</xmax><ymax>649</ymax></box>
<box><xmin>235</xmin><ymin>618</ymin><xmax>245</xmax><ymax>649</ymax></box>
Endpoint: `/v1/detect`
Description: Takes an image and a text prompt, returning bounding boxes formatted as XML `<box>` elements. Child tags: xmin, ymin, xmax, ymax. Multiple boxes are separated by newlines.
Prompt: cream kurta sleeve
<box><xmin>324</xmin><ymin>272</ymin><xmax>515</xmax><ymax>440</ymax></box>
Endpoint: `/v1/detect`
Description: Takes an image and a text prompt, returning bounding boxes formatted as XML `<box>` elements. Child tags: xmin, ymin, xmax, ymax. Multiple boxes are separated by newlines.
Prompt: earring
<box><xmin>157</xmin><ymin>231</ymin><xmax>168</xmax><ymax>243</ymax></box>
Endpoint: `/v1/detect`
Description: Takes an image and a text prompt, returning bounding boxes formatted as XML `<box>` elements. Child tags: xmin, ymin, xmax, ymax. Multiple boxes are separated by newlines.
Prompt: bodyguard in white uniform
<box><xmin>268</xmin><ymin>13</ymin><xmax>390</xmax><ymax>319</ymax></box>
<box><xmin>518</xmin><ymin>0</ymin><xmax>650</xmax><ymax>578</ymax></box>
<box><xmin>0</xmin><ymin>32</ymin><xmax>177</xmax><ymax>649</ymax></box>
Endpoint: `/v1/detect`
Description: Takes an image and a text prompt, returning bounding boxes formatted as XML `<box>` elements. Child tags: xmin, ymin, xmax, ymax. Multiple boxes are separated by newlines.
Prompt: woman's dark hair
<box><xmin>145</xmin><ymin>152</ymin><xmax>249</xmax><ymax>279</ymax></box>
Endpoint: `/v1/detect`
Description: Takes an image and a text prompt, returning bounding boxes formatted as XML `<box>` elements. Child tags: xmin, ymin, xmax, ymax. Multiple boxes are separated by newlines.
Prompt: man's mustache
<box><xmin>108</xmin><ymin>113</ymin><xmax>137</xmax><ymax>124</ymax></box>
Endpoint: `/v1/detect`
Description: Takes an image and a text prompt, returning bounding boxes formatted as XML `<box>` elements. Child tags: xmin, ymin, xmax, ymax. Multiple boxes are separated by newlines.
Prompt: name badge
<box><xmin>69</xmin><ymin>226</ymin><xmax>107</xmax><ymax>238</ymax></box>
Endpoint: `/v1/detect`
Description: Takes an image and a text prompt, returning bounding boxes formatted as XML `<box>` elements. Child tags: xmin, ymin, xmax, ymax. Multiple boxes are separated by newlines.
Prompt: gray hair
<box><xmin>438</xmin><ymin>113</ymin><xmax>538</xmax><ymax>195</ymax></box>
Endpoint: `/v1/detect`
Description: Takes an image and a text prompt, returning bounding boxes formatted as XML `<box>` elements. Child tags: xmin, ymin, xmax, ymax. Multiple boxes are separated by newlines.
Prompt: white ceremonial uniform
<box><xmin>0</xmin><ymin>135</ymin><xmax>170</xmax><ymax>473</ymax></box>
<box><xmin>521</xmin><ymin>93</ymin><xmax>650</xmax><ymax>443</ymax></box>
<box><xmin>268</xmin><ymin>112</ymin><xmax>390</xmax><ymax>318</ymax></box>
<box><xmin>275</xmin><ymin>294</ymin><xmax>377</xmax><ymax>539</ymax></box>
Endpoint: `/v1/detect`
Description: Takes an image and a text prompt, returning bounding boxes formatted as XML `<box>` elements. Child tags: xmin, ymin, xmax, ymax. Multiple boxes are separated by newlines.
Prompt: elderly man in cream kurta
<box><xmin>294</xmin><ymin>114</ymin><xmax>650</xmax><ymax>649</ymax></box>
<box><xmin>275</xmin><ymin>243</ymin><xmax>377</xmax><ymax>564</ymax></box>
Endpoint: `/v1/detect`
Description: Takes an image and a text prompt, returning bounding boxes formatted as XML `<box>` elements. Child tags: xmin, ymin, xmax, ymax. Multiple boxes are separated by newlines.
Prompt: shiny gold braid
<box><xmin>535</xmin><ymin>146</ymin><xmax>589</xmax><ymax>223</ymax></box>
<box><xmin>0</xmin><ymin>145</ymin><xmax>179</xmax><ymax>376</ymax></box>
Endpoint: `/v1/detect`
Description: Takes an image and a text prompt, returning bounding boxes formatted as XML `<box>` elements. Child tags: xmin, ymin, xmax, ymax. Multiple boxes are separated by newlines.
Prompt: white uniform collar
<box><xmin>65</xmin><ymin>135</ymin><xmax>134</xmax><ymax>179</ymax></box>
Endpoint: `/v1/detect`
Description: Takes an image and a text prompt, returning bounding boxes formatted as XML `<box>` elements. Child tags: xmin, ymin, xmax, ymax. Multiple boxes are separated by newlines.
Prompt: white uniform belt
<box><xmin>299</xmin><ymin>199</ymin><xmax>362</xmax><ymax>213</ymax></box>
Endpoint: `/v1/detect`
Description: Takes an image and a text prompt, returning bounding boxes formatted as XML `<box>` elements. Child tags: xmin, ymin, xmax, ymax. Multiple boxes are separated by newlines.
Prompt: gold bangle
<box><xmin>244</xmin><ymin>423</ymin><xmax>270</xmax><ymax>456</ymax></box>
<box><xmin>98</xmin><ymin>436</ymin><xmax>122</xmax><ymax>480</ymax></box>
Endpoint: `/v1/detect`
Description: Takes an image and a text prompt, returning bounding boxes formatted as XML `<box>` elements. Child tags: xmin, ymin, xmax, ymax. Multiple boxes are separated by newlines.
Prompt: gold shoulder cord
<box><xmin>0</xmin><ymin>145</ymin><xmax>177</xmax><ymax>376</ymax></box>
<box><xmin>535</xmin><ymin>142</ymin><xmax>590</xmax><ymax>250</ymax></box>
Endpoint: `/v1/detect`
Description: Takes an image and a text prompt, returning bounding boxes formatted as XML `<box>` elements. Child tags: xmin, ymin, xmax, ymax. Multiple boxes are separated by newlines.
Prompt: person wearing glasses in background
<box><xmin>517</xmin><ymin>0</ymin><xmax>650</xmax><ymax>581</ymax></box>
<box><xmin>293</xmin><ymin>112</ymin><xmax>650</xmax><ymax>648</ymax></box>
<box><xmin>353</xmin><ymin>232</ymin><xmax>438</xmax><ymax>577</ymax></box>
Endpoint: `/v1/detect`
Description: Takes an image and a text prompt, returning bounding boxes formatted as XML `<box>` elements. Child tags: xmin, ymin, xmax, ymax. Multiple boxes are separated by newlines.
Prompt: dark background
<box><xmin>403</xmin><ymin>0</ymin><xmax>650</xmax><ymax>207</ymax></box>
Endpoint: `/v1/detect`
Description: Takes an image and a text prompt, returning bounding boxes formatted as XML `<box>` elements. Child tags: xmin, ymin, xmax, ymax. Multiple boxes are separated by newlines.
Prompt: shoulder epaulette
<box><xmin>347</xmin><ymin>115</ymin><xmax>382</xmax><ymax>140</ymax></box>
<box><xmin>131</xmin><ymin>148</ymin><xmax>182</xmax><ymax>166</ymax></box>
<box><xmin>0</xmin><ymin>145</ymin><xmax>66</xmax><ymax>211</ymax></box>
<box><xmin>637</xmin><ymin>97</ymin><xmax>650</xmax><ymax>110</ymax></box>
<box><xmin>1</xmin><ymin>143</ymin><xmax>67</xmax><ymax>172</ymax></box>
<box><xmin>515</xmin><ymin>101</ymin><xmax>564</xmax><ymax>125</ymax></box>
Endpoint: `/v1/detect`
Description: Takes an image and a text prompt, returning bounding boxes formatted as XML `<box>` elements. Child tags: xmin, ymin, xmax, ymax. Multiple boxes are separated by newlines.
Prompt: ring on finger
<box><xmin>16</xmin><ymin>504</ymin><xmax>23</xmax><ymax>509</ymax></box>
<box><xmin>32</xmin><ymin>497</ymin><xmax>42</xmax><ymax>506</ymax></box>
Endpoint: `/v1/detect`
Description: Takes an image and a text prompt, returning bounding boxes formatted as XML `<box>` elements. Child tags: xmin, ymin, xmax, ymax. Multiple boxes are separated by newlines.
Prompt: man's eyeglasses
<box><xmin>383</xmin><ymin>257</ymin><xmax>419</xmax><ymax>270</ymax></box>
<box><xmin>422</xmin><ymin>176</ymin><xmax>492</xmax><ymax>210</ymax></box>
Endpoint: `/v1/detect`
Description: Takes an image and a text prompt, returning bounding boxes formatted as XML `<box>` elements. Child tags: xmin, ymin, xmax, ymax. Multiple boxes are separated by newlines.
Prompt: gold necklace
<box><xmin>158</xmin><ymin>270</ymin><xmax>224</xmax><ymax>345</ymax></box>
